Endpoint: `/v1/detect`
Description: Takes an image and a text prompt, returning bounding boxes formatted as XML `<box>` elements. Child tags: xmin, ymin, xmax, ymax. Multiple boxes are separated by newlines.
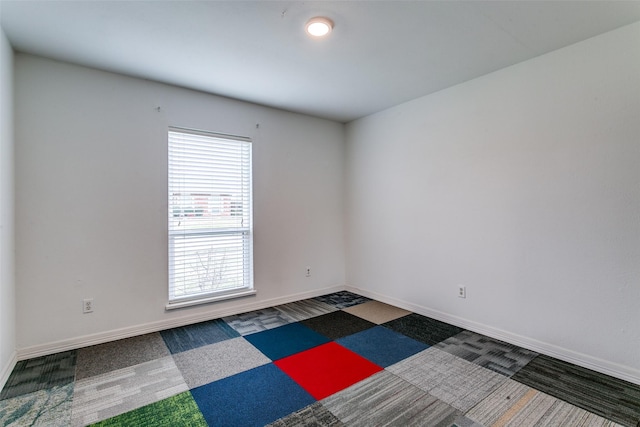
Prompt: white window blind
<box><xmin>168</xmin><ymin>128</ymin><xmax>253</xmax><ymax>305</ymax></box>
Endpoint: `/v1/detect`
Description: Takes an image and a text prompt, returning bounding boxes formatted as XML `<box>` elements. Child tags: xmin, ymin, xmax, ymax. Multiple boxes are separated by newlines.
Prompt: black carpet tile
<box><xmin>382</xmin><ymin>313</ymin><xmax>464</xmax><ymax>346</ymax></box>
<box><xmin>313</xmin><ymin>291</ymin><xmax>371</xmax><ymax>309</ymax></box>
<box><xmin>512</xmin><ymin>354</ymin><xmax>640</xmax><ymax>427</ymax></box>
<box><xmin>0</xmin><ymin>351</ymin><xmax>77</xmax><ymax>400</ymax></box>
<box><xmin>301</xmin><ymin>311</ymin><xmax>376</xmax><ymax>340</ymax></box>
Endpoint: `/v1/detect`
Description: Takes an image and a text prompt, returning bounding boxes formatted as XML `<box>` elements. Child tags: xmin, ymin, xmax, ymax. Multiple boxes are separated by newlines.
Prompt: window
<box><xmin>168</xmin><ymin>128</ymin><xmax>253</xmax><ymax>308</ymax></box>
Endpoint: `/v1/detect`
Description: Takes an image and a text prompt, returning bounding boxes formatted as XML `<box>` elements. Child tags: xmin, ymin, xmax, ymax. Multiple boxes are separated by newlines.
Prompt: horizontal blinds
<box><xmin>168</xmin><ymin>128</ymin><xmax>252</xmax><ymax>301</ymax></box>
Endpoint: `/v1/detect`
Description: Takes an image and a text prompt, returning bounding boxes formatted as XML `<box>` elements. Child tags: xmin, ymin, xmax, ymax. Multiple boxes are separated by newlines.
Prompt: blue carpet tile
<box><xmin>336</xmin><ymin>325</ymin><xmax>429</xmax><ymax>367</ymax></box>
<box><xmin>191</xmin><ymin>363</ymin><xmax>315</xmax><ymax>427</ymax></box>
<box><xmin>244</xmin><ymin>322</ymin><xmax>330</xmax><ymax>361</ymax></box>
<box><xmin>160</xmin><ymin>318</ymin><xmax>240</xmax><ymax>354</ymax></box>
<box><xmin>1</xmin><ymin>291</ymin><xmax>636</xmax><ymax>427</ymax></box>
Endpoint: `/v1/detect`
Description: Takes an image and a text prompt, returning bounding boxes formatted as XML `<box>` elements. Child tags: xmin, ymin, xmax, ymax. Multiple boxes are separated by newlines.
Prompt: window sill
<box><xmin>165</xmin><ymin>289</ymin><xmax>256</xmax><ymax>311</ymax></box>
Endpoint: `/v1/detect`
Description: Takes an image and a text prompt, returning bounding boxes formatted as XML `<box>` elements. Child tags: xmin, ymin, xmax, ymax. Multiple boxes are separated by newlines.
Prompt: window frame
<box><xmin>166</xmin><ymin>127</ymin><xmax>254</xmax><ymax>310</ymax></box>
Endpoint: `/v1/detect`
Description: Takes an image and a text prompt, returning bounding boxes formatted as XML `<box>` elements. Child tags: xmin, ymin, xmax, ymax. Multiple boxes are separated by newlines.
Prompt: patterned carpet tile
<box><xmin>0</xmin><ymin>351</ymin><xmax>77</xmax><ymax>400</ymax></box>
<box><xmin>301</xmin><ymin>311</ymin><xmax>376</xmax><ymax>340</ymax></box>
<box><xmin>89</xmin><ymin>391</ymin><xmax>207</xmax><ymax>427</ymax></box>
<box><xmin>274</xmin><ymin>299</ymin><xmax>338</xmax><ymax>321</ymax></box>
<box><xmin>70</xmin><ymin>356</ymin><xmax>188</xmax><ymax>426</ymax></box>
<box><xmin>313</xmin><ymin>291</ymin><xmax>371</xmax><ymax>309</ymax></box>
<box><xmin>511</xmin><ymin>355</ymin><xmax>640</xmax><ymax>427</ymax></box>
<box><xmin>342</xmin><ymin>300</ymin><xmax>412</xmax><ymax>324</ymax></box>
<box><xmin>75</xmin><ymin>333</ymin><xmax>169</xmax><ymax>380</ymax></box>
<box><xmin>160</xmin><ymin>318</ymin><xmax>239</xmax><ymax>354</ymax></box>
<box><xmin>336</xmin><ymin>325</ymin><xmax>428</xmax><ymax>367</ymax></box>
<box><xmin>223</xmin><ymin>307</ymin><xmax>295</xmax><ymax>336</ymax></box>
<box><xmin>451</xmin><ymin>416</ymin><xmax>486</xmax><ymax>427</ymax></box>
<box><xmin>267</xmin><ymin>402</ymin><xmax>344</xmax><ymax>427</ymax></box>
<box><xmin>244</xmin><ymin>322</ymin><xmax>330</xmax><ymax>361</ymax></box>
<box><xmin>466</xmin><ymin>379</ymin><xmax>625</xmax><ymax>427</ymax></box>
<box><xmin>1</xmin><ymin>292</ymin><xmax>636</xmax><ymax>427</ymax></box>
<box><xmin>191</xmin><ymin>363</ymin><xmax>315</xmax><ymax>427</ymax></box>
<box><xmin>172</xmin><ymin>337</ymin><xmax>270</xmax><ymax>389</ymax></box>
<box><xmin>388</xmin><ymin>347</ymin><xmax>506</xmax><ymax>412</ymax></box>
<box><xmin>435</xmin><ymin>330</ymin><xmax>538</xmax><ymax>377</ymax></box>
<box><xmin>322</xmin><ymin>370</ymin><xmax>464</xmax><ymax>426</ymax></box>
<box><xmin>383</xmin><ymin>313</ymin><xmax>465</xmax><ymax>346</ymax></box>
<box><xmin>275</xmin><ymin>342</ymin><xmax>383</xmax><ymax>400</ymax></box>
<box><xmin>0</xmin><ymin>383</ymin><xmax>74</xmax><ymax>427</ymax></box>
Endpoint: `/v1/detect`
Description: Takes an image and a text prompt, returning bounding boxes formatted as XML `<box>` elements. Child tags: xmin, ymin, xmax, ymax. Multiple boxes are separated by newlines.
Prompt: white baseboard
<box><xmin>346</xmin><ymin>285</ymin><xmax>640</xmax><ymax>386</ymax></box>
<box><xmin>17</xmin><ymin>283</ymin><xmax>640</xmax><ymax>387</ymax></box>
<box><xmin>17</xmin><ymin>284</ymin><xmax>344</xmax><ymax>361</ymax></box>
<box><xmin>0</xmin><ymin>351</ymin><xmax>17</xmax><ymax>391</ymax></box>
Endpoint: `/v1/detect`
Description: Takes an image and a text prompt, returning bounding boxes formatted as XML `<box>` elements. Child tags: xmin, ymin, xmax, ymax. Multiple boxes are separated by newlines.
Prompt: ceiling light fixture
<box><xmin>305</xmin><ymin>17</ymin><xmax>334</xmax><ymax>38</ymax></box>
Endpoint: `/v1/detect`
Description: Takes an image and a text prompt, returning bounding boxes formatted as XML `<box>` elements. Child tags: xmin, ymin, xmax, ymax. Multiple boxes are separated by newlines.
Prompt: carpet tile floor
<box><xmin>1</xmin><ymin>291</ymin><xmax>638</xmax><ymax>427</ymax></box>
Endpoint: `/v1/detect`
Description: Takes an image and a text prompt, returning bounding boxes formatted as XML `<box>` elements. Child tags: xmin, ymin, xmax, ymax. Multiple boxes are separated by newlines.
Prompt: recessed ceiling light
<box><xmin>305</xmin><ymin>17</ymin><xmax>334</xmax><ymax>38</ymax></box>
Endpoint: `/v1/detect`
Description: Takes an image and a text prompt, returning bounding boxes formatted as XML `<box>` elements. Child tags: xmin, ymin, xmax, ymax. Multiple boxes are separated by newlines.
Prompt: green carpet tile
<box><xmin>89</xmin><ymin>391</ymin><xmax>207</xmax><ymax>427</ymax></box>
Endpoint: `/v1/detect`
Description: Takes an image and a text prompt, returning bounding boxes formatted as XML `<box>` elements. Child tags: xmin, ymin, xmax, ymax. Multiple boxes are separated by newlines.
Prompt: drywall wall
<box><xmin>0</xmin><ymin>25</ymin><xmax>16</xmax><ymax>387</ymax></box>
<box><xmin>345</xmin><ymin>22</ymin><xmax>640</xmax><ymax>382</ymax></box>
<box><xmin>15</xmin><ymin>54</ymin><xmax>345</xmax><ymax>352</ymax></box>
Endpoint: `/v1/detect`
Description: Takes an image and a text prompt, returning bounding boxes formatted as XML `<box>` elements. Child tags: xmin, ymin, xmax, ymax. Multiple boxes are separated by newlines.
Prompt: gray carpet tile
<box><xmin>268</xmin><ymin>402</ymin><xmax>344</xmax><ymax>427</ymax></box>
<box><xmin>274</xmin><ymin>299</ymin><xmax>338</xmax><ymax>322</ymax></box>
<box><xmin>0</xmin><ymin>383</ymin><xmax>74</xmax><ymax>427</ymax></box>
<box><xmin>223</xmin><ymin>307</ymin><xmax>295</xmax><ymax>335</ymax></box>
<box><xmin>70</xmin><ymin>355</ymin><xmax>188</xmax><ymax>427</ymax></box>
<box><xmin>75</xmin><ymin>332</ymin><xmax>170</xmax><ymax>380</ymax></box>
<box><xmin>383</xmin><ymin>313</ymin><xmax>464</xmax><ymax>346</ymax></box>
<box><xmin>387</xmin><ymin>347</ymin><xmax>506</xmax><ymax>412</ymax></box>
<box><xmin>159</xmin><ymin>318</ymin><xmax>240</xmax><ymax>354</ymax></box>
<box><xmin>0</xmin><ymin>351</ymin><xmax>77</xmax><ymax>400</ymax></box>
<box><xmin>467</xmin><ymin>379</ymin><xmax>625</xmax><ymax>427</ymax></box>
<box><xmin>172</xmin><ymin>337</ymin><xmax>271</xmax><ymax>389</ymax></box>
<box><xmin>322</xmin><ymin>370</ymin><xmax>463</xmax><ymax>426</ymax></box>
<box><xmin>450</xmin><ymin>416</ymin><xmax>486</xmax><ymax>427</ymax></box>
<box><xmin>313</xmin><ymin>291</ymin><xmax>371</xmax><ymax>309</ymax></box>
<box><xmin>301</xmin><ymin>310</ymin><xmax>376</xmax><ymax>340</ymax></box>
<box><xmin>435</xmin><ymin>330</ymin><xmax>538</xmax><ymax>377</ymax></box>
<box><xmin>512</xmin><ymin>354</ymin><xmax>640</xmax><ymax>427</ymax></box>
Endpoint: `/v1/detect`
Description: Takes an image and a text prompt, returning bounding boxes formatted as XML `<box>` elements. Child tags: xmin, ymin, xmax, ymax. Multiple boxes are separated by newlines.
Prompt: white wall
<box><xmin>15</xmin><ymin>54</ymin><xmax>345</xmax><ymax>353</ymax></box>
<box><xmin>346</xmin><ymin>22</ymin><xmax>640</xmax><ymax>383</ymax></box>
<box><xmin>0</xmin><ymin>25</ymin><xmax>16</xmax><ymax>387</ymax></box>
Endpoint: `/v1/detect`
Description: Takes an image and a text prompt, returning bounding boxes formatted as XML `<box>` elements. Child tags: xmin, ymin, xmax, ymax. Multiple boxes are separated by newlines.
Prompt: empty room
<box><xmin>0</xmin><ymin>1</ymin><xmax>639</xmax><ymax>426</ymax></box>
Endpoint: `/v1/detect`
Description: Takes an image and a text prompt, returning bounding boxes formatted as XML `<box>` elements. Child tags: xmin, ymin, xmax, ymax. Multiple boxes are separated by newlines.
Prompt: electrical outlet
<box><xmin>83</xmin><ymin>298</ymin><xmax>94</xmax><ymax>313</ymax></box>
<box><xmin>458</xmin><ymin>286</ymin><xmax>466</xmax><ymax>298</ymax></box>
<box><xmin>305</xmin><ymin>267</ymin><xmax>311</xmax><ymax>277</ymax></box>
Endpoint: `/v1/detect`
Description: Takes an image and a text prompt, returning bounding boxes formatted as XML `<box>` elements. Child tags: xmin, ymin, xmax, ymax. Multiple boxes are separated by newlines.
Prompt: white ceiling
<box><xmin>2</xmin><ymin>1</ymin><xmax>640</xmax><ymax>123</ymax></box>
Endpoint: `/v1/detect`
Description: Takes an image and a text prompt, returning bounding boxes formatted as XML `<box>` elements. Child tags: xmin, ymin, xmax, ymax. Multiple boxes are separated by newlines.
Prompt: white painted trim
<box><xmin>165</xmin><ymin>289</ymin><xmax>257</xmax><ymax>310</ymax></box>
<box><xmin>346</xmin><ymin>285</ymin><xmax>640</xmax><ymax>386</ymax></box>
<box><xmin>0</xmin><ymin>351</ymin><xmax>17</xmax><ymax>391</ymax></box>
<box><xmin>17</xmin><ymin>284</ymin><xmax>344</xmax><ymax>360</ymax></box>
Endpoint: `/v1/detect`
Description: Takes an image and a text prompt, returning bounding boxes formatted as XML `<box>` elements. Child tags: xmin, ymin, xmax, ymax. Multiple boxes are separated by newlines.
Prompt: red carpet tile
<box><xmin>275</xmin><ymin>341</ymin><xmax>383</xmax><ymax>400</ymax></box>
